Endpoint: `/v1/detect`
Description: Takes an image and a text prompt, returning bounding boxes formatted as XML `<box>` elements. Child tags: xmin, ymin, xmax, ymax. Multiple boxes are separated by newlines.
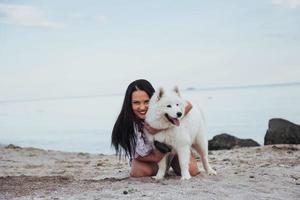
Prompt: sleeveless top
<box><xmin>129</xmin><ymin>122</ymin><xmax>153</xmax><ymax>162</ymax></box>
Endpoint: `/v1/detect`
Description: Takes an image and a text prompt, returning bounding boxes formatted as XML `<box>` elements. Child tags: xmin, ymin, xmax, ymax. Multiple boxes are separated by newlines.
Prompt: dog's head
<box><xmin>146</xmin><ymin>86</ymin><xmax>186</xmax><ymax>128</ymax></box>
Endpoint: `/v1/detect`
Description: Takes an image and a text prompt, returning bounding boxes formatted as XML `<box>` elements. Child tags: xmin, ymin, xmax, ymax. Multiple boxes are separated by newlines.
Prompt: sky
<box><xmin>1</xmin><ymin>0</ymin><xmax>300</xmax><ymax>101</ymax></box>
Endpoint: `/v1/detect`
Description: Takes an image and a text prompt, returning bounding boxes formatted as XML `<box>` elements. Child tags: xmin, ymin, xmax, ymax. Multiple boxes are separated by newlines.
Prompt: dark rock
<box><xmin>208</xmin><ymin>133</ymin><xmax>260</xmax><ymax>150</ymax></box>
<box><xmin>264</xmin><ymin>118</ymin><xmax>300</xmax><ymax>145</ymax></box>
<box><xmin>5</xmin><ymin>144</ymin><xmax>21</xmax><ymax>149</ymax></box>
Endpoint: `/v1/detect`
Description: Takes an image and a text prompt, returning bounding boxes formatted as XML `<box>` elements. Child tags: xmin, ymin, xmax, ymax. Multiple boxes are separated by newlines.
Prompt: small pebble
<box><xmin>96</xmin><ymin>163</ymin><xmax>103</xmax><ymax>167</ymax></box>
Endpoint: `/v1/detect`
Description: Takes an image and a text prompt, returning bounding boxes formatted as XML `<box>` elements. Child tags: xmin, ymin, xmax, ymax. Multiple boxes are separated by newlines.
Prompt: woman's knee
<box><xmin>189</xmin><ymin>157</ymin><xmax>199</xmax><ymax>176</ymax></box>
<box><xmin>189</xmin><ymin>164</ymin><xmax>199</xmax><ymax>176</ymax></box>
<box><xmin>130</xmin><ymin>169</ymin><xmax>146</xmax><ymax>177</ymax></box>
<box><xmin>130</xmin><ymin>160</ymin><xmax>157</xmax><ymax>177</ymax></box>
<box><xmin>171</xmin><ymin>154</ymin><xmax>199</xmax><ymax>177</ymax></box>
<box><xmin>130</xmin><ymin>167</ymin><xmax>155</xmax><ymax>177</ymax></box>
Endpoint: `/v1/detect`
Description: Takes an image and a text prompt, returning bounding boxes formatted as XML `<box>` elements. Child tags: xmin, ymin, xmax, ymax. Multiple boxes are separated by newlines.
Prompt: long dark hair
<box><xmin>111</xmin><ymin>79</ymin><xmax>155</xmax><ymax>157</ymax></box>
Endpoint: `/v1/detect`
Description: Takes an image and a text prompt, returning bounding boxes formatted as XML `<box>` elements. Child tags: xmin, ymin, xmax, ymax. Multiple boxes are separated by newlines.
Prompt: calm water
<box><xmin>1</xmin><ymin>84</ymin><xmax>300</xmax><ymax>154</ymax></box>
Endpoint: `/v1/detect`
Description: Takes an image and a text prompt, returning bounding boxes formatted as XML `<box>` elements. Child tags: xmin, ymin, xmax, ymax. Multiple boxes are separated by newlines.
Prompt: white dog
<box><xmin>145</xmin><ymin>86</ymin><xmax>216</xmax><ymax>180</ymax></box>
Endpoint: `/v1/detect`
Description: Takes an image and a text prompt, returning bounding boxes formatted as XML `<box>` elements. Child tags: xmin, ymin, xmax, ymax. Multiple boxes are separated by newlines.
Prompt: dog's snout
<box><xmin>177</xmin><ymin>112</ymin><xmax>182</xmax><ymax>117</ymax></box>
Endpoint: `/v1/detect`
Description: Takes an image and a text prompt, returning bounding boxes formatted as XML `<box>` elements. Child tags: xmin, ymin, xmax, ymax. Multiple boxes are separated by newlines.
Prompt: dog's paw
<box><xmin>180</xmin><ymin>174</ymin><xmax>191</xmax><ymax>180</ymax></box>
<box><xmin>152</xmin><ymin>175</ymin><xmax>164</xmax><ymax>180</ymax></box>
<box><xmin>206</xmin><ymin>168</ymin><xmax>217</xmax><ymax>175</ymax></box>
<box><xmin>180</xmin><ymin>176</ymin><xmax>191</xmax><ymax>181</ymax></box>
<box><xmin>152</xmin><ymin>176</ymin><xmax>164</xmax><ymax>180</ymax></box>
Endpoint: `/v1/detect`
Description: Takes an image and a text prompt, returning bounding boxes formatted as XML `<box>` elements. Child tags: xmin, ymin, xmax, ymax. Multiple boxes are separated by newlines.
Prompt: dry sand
<box><xmin>0</xmin><ymin>144</ymin><xmax>299</xmax><ymax>200</ymax></box>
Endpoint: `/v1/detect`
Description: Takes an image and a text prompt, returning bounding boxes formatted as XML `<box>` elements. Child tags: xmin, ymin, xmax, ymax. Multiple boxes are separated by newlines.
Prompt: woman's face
<box><xmin>131</xmin><ymin>90</ymin><xmax>150</xmax><ymax>120</ymax></box>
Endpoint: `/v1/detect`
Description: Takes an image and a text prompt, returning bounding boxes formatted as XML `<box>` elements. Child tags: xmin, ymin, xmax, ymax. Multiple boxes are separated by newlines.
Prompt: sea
<box><xmin>1</xmin><ymin>83</ymin><xmax>300</xmax><ymax>155</ymax></box>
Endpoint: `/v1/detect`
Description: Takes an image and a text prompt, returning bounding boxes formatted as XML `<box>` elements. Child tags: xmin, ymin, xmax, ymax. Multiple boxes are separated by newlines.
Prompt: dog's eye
<box><xmin>176</xmin><ymin>104</ymin><xmax>179</xmax><ymax>106</ymax></box>
<box><xmin>167</xmin><ymin>105</ymin><xmax>171</xmax><ymax>108</ymax></box>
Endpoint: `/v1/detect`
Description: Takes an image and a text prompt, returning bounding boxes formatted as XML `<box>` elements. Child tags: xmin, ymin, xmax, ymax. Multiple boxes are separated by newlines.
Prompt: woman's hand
<box><xmin>184</xmin><ymin>100</ymin><xmax>193</xmax><ymax>116</ymax></box>
<box><xmin>144</xmin><ymin>122</ymin><xmax>164</xmax><ymax>135</ymax></box>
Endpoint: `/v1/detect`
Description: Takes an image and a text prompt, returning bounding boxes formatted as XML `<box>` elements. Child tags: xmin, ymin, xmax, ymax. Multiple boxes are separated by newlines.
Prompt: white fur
<box><xmin>145</xmin><ymin>87</ymin><xmax>216</xmax><ymax>180</ymax></box>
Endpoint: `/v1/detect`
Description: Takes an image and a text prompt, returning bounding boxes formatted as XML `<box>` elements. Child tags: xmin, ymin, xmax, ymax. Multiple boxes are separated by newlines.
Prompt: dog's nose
<box><xmin>177</xmin><ymin>112</ymin><xmax>182</xmax><ymax>117</ymax></box>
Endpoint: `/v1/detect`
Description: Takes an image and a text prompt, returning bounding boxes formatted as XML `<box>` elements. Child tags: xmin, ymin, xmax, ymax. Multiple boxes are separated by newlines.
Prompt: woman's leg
<box><xmin>130</xmin><ymin>159</ymin><xmax>158</xmax><ymax>177</ymax></box>
<box><xmin>171</xmin><ymin>153</ymin><xmax>199</xmax><ymax>177</ymax></box>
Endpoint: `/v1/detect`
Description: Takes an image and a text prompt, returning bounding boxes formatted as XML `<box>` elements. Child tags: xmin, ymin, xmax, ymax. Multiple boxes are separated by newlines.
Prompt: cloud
<box><xmin>272</xmin><ymin>0</ymin><xmax>300</xmax><ymax>8</ymax></box>
<box><xmin>0</xmin><ymin>3</ymin><xmax>64</xmax><ymax>28</ymax></box>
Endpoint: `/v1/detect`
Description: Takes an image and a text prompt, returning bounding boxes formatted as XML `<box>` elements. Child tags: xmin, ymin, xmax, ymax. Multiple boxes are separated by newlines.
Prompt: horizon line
<box><xmin>186</xmin><ymin>81</ymin><xmax>300</xmax><ymax>91</ymax></box>
<box><xmin>1</xmin><ymin>81</ymin><xmax>300</xmax><ymax>104</ymax></box>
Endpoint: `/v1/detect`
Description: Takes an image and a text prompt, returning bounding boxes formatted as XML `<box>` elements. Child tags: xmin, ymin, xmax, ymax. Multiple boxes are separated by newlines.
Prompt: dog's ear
<box><xmin>174</xmin><ymin>86</ymin><xmax>180</xmax><ymax>97</ymax></box>
<box><xmin>157</xmin><ymin>87</ymin><xmax>164</xmax><ymax>101</ymax></box>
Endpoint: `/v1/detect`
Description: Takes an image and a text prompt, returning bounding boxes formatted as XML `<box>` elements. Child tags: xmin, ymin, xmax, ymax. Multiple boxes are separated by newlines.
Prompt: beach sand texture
<box><xmin>0</xmin><ymin>144</ymin><xmax>299</xmax><ymax>200</ymax></box>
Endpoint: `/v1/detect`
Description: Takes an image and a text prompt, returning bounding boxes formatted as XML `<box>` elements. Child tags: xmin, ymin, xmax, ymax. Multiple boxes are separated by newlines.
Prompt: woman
<box><xmin>111</xmin><ymin>79</ymin><xmax>199</xmax><ymax>177</ymax></box>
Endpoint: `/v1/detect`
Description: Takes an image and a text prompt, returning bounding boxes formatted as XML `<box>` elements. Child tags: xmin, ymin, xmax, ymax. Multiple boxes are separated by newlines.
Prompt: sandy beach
<box><xmin>0</xmin><ymin>144</ymin><xmax>299</xmax><ymax>200</ymax></box>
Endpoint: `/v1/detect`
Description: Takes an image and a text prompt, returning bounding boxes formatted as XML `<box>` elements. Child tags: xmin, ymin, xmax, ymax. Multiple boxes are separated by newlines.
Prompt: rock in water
<box><xmin>264</xmin><ymin>118</ymin><xmax>300</xmax><ymax>145</ymax></box>
<box><xmin>208</xmin><ymin>133</ymin><xmax>260</xmax><ymax>150</ymax></box>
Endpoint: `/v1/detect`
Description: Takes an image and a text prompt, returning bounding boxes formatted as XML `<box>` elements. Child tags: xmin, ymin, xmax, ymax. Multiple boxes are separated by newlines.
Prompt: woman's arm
<box><xmin>135</xmin><ymin>149</ymin><xmax>164</xmax><ymax>163</ymax></box>
<box><xmin>144</xmin><ymin>123</ymin><xmax>165</xmax><ymax>135</ymax></box>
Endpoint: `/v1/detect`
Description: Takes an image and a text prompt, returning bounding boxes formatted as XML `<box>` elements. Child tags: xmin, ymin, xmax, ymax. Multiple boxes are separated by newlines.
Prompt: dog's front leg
<box><xmin>153</xmin><ymin>154</ymin><xmax>168</xmax><ymax>180</ymax></box>
<box><xmin>177</xmin><ymin>146</ymin><xmax>191</xmax><ymax>180</ymax></box>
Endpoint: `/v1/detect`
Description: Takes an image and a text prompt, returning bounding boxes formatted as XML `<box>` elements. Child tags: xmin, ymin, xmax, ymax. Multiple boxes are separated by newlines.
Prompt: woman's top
<box><xmin>129</xmin><ymin>122</ymin><xmax>153</xmax><ymax>162</ymax></box>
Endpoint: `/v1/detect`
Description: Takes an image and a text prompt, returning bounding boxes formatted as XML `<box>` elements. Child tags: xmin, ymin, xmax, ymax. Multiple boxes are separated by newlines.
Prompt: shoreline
<box><xmin>1</xmin><ymin>144</ymin><xmax>300</xmax><ymax>199</ymax></box>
